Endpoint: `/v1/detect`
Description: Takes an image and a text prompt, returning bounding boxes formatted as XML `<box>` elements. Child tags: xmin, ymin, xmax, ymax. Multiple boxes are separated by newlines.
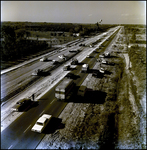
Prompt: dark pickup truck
<box><xmin>11</xmin><ymin>98</ymin><xmax>32</xmax><ymax>111</ymax></box>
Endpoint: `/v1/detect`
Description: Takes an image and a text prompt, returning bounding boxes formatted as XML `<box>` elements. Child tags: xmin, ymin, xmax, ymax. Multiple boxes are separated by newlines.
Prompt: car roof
<box><xmin>37</xmin><ymin>117</ymin><xmax>47</xmax><ymax>124</ymax></box>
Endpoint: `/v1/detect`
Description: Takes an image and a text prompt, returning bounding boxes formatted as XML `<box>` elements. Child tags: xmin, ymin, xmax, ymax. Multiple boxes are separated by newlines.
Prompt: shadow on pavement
<box><xmin>19</xmin><ymin>101</ymin><xmax>39</xmax><ymax>112</ymax></box>
<box><xmin>43</xmin><ymin>117</ymin><xmax>65</xmax><ymax>134</ymax></box>
<box><xmin>67</xmin><ymin>88</ymin><xmax>107</xmax><ymax>104</ymax></box>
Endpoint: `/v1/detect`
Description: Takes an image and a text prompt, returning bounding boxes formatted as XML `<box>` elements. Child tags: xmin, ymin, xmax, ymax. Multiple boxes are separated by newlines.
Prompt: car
<box><xmin>89</xmin><ymin>45</ymin><xmax>94</xmax><ymax>47</ymax></box>
<box><xmin>101</xmin><ymin>58</ymin><xmax>107</xmax><ymax>64</ymax></box>
<box><xmin>99</xmin><ymin>54</ymin><xmax>105</xmax><ymax>58</ymax></box>
<box><xmin>65</xmin><ymin>73</ymin><xmax>75</xmax><ymax>79</ymax></box>
<box><xmin>32</xmin><ymin>69</ymin><xmax>43</xmax><ymax>76</ymax></box>
<box><xmin>58</xmin><ymin>54</ymin><xmax>67</xmax><ymax>60</ymax></box>
<box><xmin>31</xmin><ymin>114</ymin><xmax>52</xmax><ymax>133</ymax></box>
<box><xmin>69</xmin><ymin>49</ymin><xmax>79</xmax><ymax>53</ymax></box>
<box><xmin>99</xmin><ymin>68</ymin><xmax>105</xmax><ymax>73</ymax></box>
<box><xmin>52</xmin><ymin>60</ymin><xmax>59</xmax><ymax>65</ymax></box>
<box><xmin>40</xmin><ymin>57</ymin><xmax>48</xmax><ymax>62</ymax></box>
<box><xmin>71</xmin><ymin>58</ymin><xmax>78</xmax><ymax>65</ymax></box>
<box><xmin>63</xmin><ymin>65</ymin><xmax>70</xmax><ymax>71</ymax></box>
<box><xmin>11</xmin><ymin>98</ymin><xmax>32</xmax><ymax>111</ymax></box>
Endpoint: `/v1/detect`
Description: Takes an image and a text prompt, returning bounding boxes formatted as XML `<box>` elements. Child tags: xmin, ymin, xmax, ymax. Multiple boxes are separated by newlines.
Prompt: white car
<box><xmin>58</xmin><ymin>54</ymin><xmax>66</xmax><ymax>60</ymax></box>
<box><xmin>100</xmin><ymin>68</ymin><xmax>105</xmax><ymax>73</ymax></box>
<box><xmin>31</xmin><ymin>114</ymin><xmax>52</xmax><ymax>133</ymax></box>
<box><xmin>40</xmin><ymin>57</ymin><xmax>48</xmax><ymax>62</ymax></box>
<box><xmin>99</xmin><ymin>54</ymin><xmax>104</xmax><ymax>58</ymax></box>
<box><xmin>101</xmin><ymin>58</ymin><xmax>107</xmax><ymax>64</ymax></box>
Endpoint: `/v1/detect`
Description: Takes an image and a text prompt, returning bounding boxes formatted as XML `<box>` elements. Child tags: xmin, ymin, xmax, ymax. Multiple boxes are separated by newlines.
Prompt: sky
<box><xmin>1</xmin><ymin>1</ymin><xmax>146</xmax><ymax>24</ymax></box>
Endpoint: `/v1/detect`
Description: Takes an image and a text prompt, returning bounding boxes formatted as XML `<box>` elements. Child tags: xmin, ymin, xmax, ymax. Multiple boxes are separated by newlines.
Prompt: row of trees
<box><xmin>2</xmin><ymin>22</ymin><xmax>116</xmax><ymax>36</ymax></box>
<box><xmin>1</xmin><ymin>22</ymin><xmax>116</xmax><ymax>61</ymax></box>
<box><xmin>1</xmin><ymin>26</ymin><xmax>48</xmax><ymax>61</ymax></box>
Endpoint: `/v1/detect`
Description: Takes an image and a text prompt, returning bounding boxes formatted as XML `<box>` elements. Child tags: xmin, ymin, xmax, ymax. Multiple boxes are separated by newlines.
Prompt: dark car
<box><xmin>11</xmin><ymin>98</ymin><xmax>32</xmax><ymax>111</ymax></box>
<box><xmin>71</xmin><ymin>59</ymin><xmax>78</xmax><ymax>65</ymax></box>
<box><xmin>65</xmin><ymin>73</ymin><xmax>75</xmax><ymax>79</ymax></box>
<box><xmin>32</xmin><ymin>69</ymin><xmax>43</xmax><ymax>76</ymax></box>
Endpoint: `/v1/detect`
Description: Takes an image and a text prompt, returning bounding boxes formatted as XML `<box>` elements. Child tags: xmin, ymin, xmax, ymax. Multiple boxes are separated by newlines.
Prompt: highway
<box><xmin>1</xmin><ymin>26</ymin><xmax>121</xmax><ymax>149</ymax></box>
<box><xmin>1</xmin><ymin>27</ymin><xmax>115</xmax><ymax>102</ymax></box>
<box><xmin>1</xmin><ymin>42</ymin><xmax>102</xmax><ymax>149</ymax></box>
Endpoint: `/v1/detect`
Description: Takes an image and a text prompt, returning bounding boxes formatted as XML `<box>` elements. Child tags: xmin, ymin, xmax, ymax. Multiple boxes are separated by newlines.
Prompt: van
<box><xmin>77</xmin><ymin>86</ymin><xmax>87</xmax><ymax>97</ymax></box>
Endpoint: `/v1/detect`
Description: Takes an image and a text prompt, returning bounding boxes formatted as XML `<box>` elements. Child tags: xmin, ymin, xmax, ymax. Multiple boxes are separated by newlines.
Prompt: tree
<box><xmin>2</xmin><ymin>26</ymin><xmax>16</xmax><ymax>42</ymax></box>
<box><xmin>25</xmin><ymin>31</ymin><xmax>31</xmax><ymax>39</ymax></box>
<box><xmin>15</xmin><ymin>29</ymin><xmax>26</xmax><ymax>40</ymax></box>
<box><xmin>131</xmin><ymin>32</ymin><xmax>136</xmax><ymax>43</ymax></box>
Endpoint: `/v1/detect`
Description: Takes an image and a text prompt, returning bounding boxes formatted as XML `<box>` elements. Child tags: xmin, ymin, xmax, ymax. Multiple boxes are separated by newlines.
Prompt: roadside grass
<box><xmin>128</xmin><ymin>45</ymin><xmax>146</xmax><ymax>102</ymax></box>
<box><xmin>70</xmin><ymin>53</ymin><xmax>125</xmax><ymax>149</ymax></box>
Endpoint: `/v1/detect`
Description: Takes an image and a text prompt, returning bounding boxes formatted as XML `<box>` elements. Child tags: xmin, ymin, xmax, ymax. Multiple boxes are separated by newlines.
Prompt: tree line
<box><xmin>1</xmin><ymin>26</ymin><xmax>48</xmax><ymax>61</ymax></box>
<box><xmin>1</xmin><ymin>22</ymin><xmax>116</xmax><ymax>61</ymax></box>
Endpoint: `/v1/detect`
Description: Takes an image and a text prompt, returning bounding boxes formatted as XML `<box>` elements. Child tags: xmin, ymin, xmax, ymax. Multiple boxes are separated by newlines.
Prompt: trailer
<box><xmin>55</xmin><ymin>78</ymin><xmax>75</xmax><ymax>100</ymax></box>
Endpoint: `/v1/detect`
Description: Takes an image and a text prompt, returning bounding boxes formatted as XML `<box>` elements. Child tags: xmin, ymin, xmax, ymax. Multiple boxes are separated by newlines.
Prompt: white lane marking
<box><xmin>24</xmin><ymin>124</ymin><xmax>31</xmax><ymax>133</ymax></box>
<box><xmin>8</xmin><ymin>145</ymin><xmax>13</xmax><ymax>149</ymax></box>
<box><xmin>40</xmin><ymin>110</ymin><xmax>45</xmax><ymax>116</ymax></box>
<box><xmin>50</xmin><ymin>99</ymin><xmax>55</xmax><ymax>104</ymax></box>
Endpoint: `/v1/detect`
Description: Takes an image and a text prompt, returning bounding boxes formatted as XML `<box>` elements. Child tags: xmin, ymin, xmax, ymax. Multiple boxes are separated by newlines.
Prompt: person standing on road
<box><xmin>32</xmin><ymin>93</ymin><xmax>35</xmax><ymax>101</ymax></box>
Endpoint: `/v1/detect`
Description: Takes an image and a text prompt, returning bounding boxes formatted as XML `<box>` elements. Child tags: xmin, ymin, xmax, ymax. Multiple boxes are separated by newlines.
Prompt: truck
<box><xmin>81</xmin><ymin>64</ymin><xmax>89</xmax><ymax>72</ymax></box>
<box><xmin>77</xmin><ymin>86</ymin><xmax>87</xmax><ymax>97</ymax></box>
<box><xmin>55</xmin><ymin>78</ymin><xmax>75</xmax><ymax>100</ymax></box>
<box><xmin>31</xmin><ymin>114</ymin><xmax>52</xmax><ymax>133</ymax></box>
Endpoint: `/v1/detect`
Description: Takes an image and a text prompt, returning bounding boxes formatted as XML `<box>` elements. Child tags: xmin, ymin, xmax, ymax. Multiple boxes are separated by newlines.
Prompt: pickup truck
<box><xmin>31</xmin><ymin>114</ymin><xmax>52</xmax><ymax>133</ymax></box>
<box><xmin>11</xmin><ymin>98</ymin><xmax>32</xmax><ymax>111</ymax></box>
